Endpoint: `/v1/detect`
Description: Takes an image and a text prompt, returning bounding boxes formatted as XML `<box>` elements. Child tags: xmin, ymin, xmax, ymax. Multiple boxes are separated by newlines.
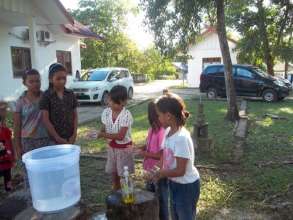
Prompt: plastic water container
<box><xmin>22</xmin><ymin>145</ymin><xmax>81</xmax><ymax>213</ymax></box>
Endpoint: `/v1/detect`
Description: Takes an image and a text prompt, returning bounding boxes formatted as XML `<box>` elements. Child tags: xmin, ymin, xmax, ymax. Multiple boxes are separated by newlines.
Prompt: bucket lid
<box><xmin>22</xmin><ymin>144</ymin><xmax>80</xmax><ymax>164</ymax></box>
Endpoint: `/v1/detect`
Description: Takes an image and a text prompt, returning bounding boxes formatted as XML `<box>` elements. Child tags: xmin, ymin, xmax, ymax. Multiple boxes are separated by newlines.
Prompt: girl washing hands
<box><xmin>136</xmin><ymin>100</ymin><xmax>169</xmax><ymax>220</ymax></box>
<box><xmin>152</xmin><ymin>93</ymin><xmax>200</xmax><ymax>220</ymax></box>
<box><xmin>89</xmin><ymin>85</ymin><xmax>134</xmax><ymax>190</ymax></box>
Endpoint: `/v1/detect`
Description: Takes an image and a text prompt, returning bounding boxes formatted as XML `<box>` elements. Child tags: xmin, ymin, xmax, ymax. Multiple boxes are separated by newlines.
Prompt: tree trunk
<box><xmin>215</xmin><ymin>0</ymin><xmax>239</xmax><ymax>122</ymax></box>
<box><xmin>256</xmin><ymin>0</ymin><xmax>274</xmax><ymax>76</ymax></box>
<box><xmin>284</xmin><ymin>60</ymin><xmax>288</xmax><ymax>79</ymax></box>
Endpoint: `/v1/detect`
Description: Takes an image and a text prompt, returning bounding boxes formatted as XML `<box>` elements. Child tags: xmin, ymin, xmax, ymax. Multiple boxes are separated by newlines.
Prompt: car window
<box><xmin>205</xmin><ymin>66</ymin><xmax>220</xmax><ymax>74</ymax></box>
<box><xmin>233</xmin><ymin>67</ymin><xmax>237</xmax><ymax>76</ymax></box>
<box><xmin>88</xmin><ymin>70</ymin><xmax>109</xmax><ymax>81</ymax></box>
<box><xmin>236</xmin><ymin>68</ymin><xmax>254</xmax><ymax>79</ymax></box>
<box><xmin>118</xmin><ymin>70</ymin><xmax>125</xmax><ymax>79</ymax></box>
<box><xmin>252</xmin><ymin>67</ymin><xmax>268</xmax><ymax>77</ymax></box>
<box><xmin>205</xmin><ymin>66</ymin><xmax>237</xmax><ymax>76</ymax></box>
<box><xmin>122</xmin><ymin>70</ymin><xmax>129</xmax><ymax>78</ymax></box>
<box><xmin>108</xmin><ymin>71</ymin><xmax>120</xmax><ymax>81</ymax></box>
<box><xmin>218</xmin><ymin>66</ymin><xmax>224</xmax><ymax>73</ymax></box>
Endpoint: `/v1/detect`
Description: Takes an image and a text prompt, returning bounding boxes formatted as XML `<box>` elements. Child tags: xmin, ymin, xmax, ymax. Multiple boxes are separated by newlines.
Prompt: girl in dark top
<box><xmin>40</xmin><ymin>63</ymin><xmax>78</xmax><ymax>144</ymax></box>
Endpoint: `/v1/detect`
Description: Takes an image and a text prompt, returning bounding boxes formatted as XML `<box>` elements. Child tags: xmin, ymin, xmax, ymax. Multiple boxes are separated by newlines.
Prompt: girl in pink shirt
<box><xmin>138</xmin><ymin>101</ymin><xmax>169</xmax><ymax>220</ymax></box>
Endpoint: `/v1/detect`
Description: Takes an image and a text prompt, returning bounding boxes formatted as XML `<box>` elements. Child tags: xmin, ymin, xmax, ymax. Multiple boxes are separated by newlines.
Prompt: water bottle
<box><xmin>120</xmin><ymin>166</ymin><xmax>135</xmax><ymax>204</ymax></box>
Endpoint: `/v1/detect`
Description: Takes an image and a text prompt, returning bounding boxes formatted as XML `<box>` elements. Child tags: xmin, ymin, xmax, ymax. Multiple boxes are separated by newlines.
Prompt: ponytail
<box><xmin>181</xmin><ymin>110</ymin><xmax>190</xmax><ymax>125</ymax></box>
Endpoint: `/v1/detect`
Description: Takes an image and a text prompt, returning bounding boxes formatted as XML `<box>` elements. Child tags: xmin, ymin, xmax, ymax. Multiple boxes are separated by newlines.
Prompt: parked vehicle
<box><xmin>200</xmin><ymin>64</ymin><xmax>291</xmax><ymax>102</ymax></box>
<box><xmin>287</xmin><ymin>73</ymin><xmax>293</xmax><ymax>84</ymax></box>
<box><xmin>70</xmin><ymin>67</ymin><xmax>134</xmax><ymax>104</ymax></box>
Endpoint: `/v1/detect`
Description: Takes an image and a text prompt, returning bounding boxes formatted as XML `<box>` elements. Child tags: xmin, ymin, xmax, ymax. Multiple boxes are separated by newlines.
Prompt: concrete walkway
<box><xmin>77</xmin><ymin>84</ymin><xmax>291</xmax><ymax>125</ymax></box>
<box><xmin>77</xmin><ymin>80</ymin><xmax>184</xmax><ymax>124</ymax></box>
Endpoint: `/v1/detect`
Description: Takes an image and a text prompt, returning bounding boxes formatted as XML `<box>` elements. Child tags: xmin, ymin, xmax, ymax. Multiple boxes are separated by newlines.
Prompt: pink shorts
<box><xmin>105</xmin><ymin>146</ymin><xmax>135</xmax><ymax>176</ymax></box>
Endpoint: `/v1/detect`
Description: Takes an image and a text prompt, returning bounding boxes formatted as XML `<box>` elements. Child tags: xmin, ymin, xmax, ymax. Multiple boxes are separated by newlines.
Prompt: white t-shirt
<box><xmin>101</xmin><ymin>107</ymin><xmax>133</xmax><ymax>145</ymax></box>
<box><xmin>162</xmin><ymin>127</ymin><xmax>200</xmax><ymax>184</ymax></box>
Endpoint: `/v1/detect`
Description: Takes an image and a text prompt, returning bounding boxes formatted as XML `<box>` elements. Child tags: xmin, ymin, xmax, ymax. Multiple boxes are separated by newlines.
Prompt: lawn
<box><xmin>76</xmin><ymin>98</ymin><xmax>293</xmax><ymax>218</ymax></box>
<box><xmin>1</xmin><ymin>98</ymin><xmax>292</xmax><ymax>219</ymax></box>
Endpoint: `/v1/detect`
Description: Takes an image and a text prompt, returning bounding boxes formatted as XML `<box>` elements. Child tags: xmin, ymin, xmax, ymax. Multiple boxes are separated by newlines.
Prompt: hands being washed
<box><xmin>132</xmin><ymin>144</ymin><xmax>146</xmax><ymax>157</ymax></box>
<box><xmin>86</xmin><ymin>131</ymin><xmax>103</xmax><ymax>139</ymax></box>
<box><xmin>133</xmin><ymin>148</ymin><xmax>146</xmax><ymax>157</ymax></box>
<box><xmin>143</xmin><ymin>166</ymin><xmax>161</xmax><ymax>182</ymax></box>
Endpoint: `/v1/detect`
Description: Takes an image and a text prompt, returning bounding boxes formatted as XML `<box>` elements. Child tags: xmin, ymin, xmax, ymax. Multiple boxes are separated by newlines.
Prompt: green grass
<box><xmin>1</xmin><ymin>98</ymin><xmax>293</xmax><ymax>219</ymax></box>
<box><xmin>241</xmin><ymin>100</ymin><xmax>293</xmax><ymax>201</ymax></box>
<box><xmin>76</xmin><ymin>99</ymin><xmax>240</xmax><ymax>217</ymax></box>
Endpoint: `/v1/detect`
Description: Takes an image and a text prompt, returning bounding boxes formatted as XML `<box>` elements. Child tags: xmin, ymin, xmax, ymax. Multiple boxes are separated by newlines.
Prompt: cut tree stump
<box><xmin>106</xmin><ymin>189</ymin><xmax>159</xmax><ymax>220</ymax></box>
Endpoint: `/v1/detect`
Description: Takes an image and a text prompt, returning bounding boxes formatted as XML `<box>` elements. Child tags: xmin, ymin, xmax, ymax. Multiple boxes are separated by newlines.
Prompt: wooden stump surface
<box><xmin>106</xmin><ymin>189</ymin><xmax>159</xmax><ymax>220</ymax></box>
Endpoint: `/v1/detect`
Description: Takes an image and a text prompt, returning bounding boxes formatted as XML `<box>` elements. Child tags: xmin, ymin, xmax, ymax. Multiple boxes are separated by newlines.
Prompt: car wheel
<box><xmin>207</xmin><ymin>88</ymin><xmax>217</xmax><ymax>99</ymax></box>
<box><xmin>128</xmin><ymin>87</ymin><xmax>134</xmax><ymax>99</ymax></box>
<box><xmin>262</xmin><ymin>89</ymin><xmax>277</xmax><ymax>102</ymax></box>
<box><xmin>101</xmin><ymin>92</ymin><xmax>109</xmax><ymax>106</ymax></box>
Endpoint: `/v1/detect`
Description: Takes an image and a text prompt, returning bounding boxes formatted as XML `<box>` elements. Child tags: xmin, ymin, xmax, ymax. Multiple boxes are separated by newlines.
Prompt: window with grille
<box><xmin>11</xmin><ymin>47</ymin><xmax>32</xmax><ymax>78</ymax></box>
<box><xmin>56</xmin><ymin>50</ymin><xmax>72</xmax><ymax>75</ymax></box>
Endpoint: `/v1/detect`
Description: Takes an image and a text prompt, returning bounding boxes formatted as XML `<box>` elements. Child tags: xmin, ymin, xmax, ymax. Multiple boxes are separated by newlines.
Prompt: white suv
<box><xmin>70</xmin><ymin>67</ymin><xmax>134</xmax><ymax>104</ymax></box>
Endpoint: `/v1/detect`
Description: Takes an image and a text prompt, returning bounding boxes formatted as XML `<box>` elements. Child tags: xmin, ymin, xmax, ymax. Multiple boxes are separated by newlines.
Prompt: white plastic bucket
<box><xmin>22</xmin><ymin>145</ymin><xmax>81</xmax><ymax>213</ymax></box>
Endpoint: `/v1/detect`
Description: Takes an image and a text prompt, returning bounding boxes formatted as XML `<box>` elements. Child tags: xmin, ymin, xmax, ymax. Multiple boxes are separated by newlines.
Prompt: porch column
<box><xmin>27</xmin><ymin>16</ymin><xmax>37</xmax><ymax>68</ymax></box>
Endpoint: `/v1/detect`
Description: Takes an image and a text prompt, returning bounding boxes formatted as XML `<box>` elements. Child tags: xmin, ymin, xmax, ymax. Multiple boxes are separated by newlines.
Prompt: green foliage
<box><xmin>71</xmin><ymin>0</ymin><xmax>177</xmax><ymax>79</ymax></box>
<box><xmin>139</xmin><ymin>48</ymin><xmax>177</xmax><ymax>78</ymax></box>
<box><xmin>227</xmin><ymin>0</ymin><xmax>293</xmax><ymax>68</ymax></box>
<box><xmin>140</xmin><ymin>0</ymin><xmax>206</xmax><ymax>57</ymax></box>
<box><xmin>141</xmin><ymin>0</ymin><xmax>240</xmax><ymax>122</ymax></box>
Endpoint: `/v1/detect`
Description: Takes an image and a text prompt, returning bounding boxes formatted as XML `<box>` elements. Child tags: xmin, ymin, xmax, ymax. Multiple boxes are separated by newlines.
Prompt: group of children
<box><xmin>0</xmin><ymin>62</ymin><xmax>200</xmax><ymax>220</ymax></box>
<box><xmin>90</xmin><ymin>86</ymin><xmax>200</xmax><ymax>220</ymax></box>
<box><xmin>0</xmin><ymin>63</ymin><xmax>78</xmax><ymax>193</ymax></box>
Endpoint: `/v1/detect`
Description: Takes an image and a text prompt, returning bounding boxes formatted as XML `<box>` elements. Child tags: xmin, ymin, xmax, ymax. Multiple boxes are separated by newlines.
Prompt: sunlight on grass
<box><xmin>256</xmin><ymin>117</ymin><xmax>273</xmax><ymax>127</ymax></box>
<box><xmin>132</xmin><ymin>130</ymin><xmax>147</xmax><ymax>145</ymax></box>
<box><xmin>279</xmin><ymin>107</ymin><xmax>293</xmax><ymax>114</ymax></box>
<box><xmin>217</xmin><ymin>108</ymin><xmax>227</xmax><ymax>113</ymax></box>
<box><xmin>198</xmin><ymin>177</ymin><xmax>238</xmax><ymax>218</ymax></box>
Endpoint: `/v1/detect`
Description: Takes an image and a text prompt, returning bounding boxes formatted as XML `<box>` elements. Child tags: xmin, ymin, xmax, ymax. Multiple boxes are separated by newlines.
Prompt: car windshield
<box><xmin>252</xmin><ymin>67</ymin><xmax>269</xmax><ymax>77</ymax></box>
<box><xmin>87</xmin><ymin>70</ymin><xmax>109</xmax><ymax>81</ymax></box>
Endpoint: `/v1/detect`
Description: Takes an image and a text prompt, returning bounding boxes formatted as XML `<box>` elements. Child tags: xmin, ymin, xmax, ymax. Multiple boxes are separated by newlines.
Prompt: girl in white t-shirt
<box><xmin>90</xmin><ymin>85</ymin><xmax>134</xmax><ymax>190</ymax></box>
<box><xmin>153</xmin><ymin>93</ymin><xmax>200</xmax><ymax>220</ymax></box>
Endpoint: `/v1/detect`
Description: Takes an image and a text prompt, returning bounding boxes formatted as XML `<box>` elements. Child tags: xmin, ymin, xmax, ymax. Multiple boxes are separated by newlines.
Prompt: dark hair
<box><xmin>109</xmin><ymin>85</ymin><xmax>128</xmax><ymax>104</ymax></box>
<box><xmin>48</xmin><ymin>63</ymin><xmax>67</xmax><ymax>88</ymax></box>
<box><xmin>22</xmin><ymin>69</ymin><xmax>40</xmax><ymax>83</ymax></box>
<box><xmin>156</xmin><ymin>93</ymin><xmax>190</xmax><ymax>126</ymax></box>
<box><xmin>162</xmin><ymin>89</ymin><xmax>169</xmax><ymax>95</ymax></box>
<box><xmin>148</xmin><ymin>101</ymin><xmax>161</xmax><ymax>131</ymax></box>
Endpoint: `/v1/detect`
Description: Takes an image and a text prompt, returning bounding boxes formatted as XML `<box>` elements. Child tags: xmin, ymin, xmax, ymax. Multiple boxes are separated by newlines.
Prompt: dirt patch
<box><xmin>213</xmin><ymin>208</ymin><xmax>281</xmax><ymax>220</ymax></box>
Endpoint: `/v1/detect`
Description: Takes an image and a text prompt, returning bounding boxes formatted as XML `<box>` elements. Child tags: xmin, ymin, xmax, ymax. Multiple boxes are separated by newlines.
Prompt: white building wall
<box><xmin>0</xmin><ymin>24</ymin><xmax>81</xmax><ymax>99</ymax></box>
<box><xmin>0</xmin><ymin>23</ymin><xmax>25</xmax><ymax>99</ymax></box>
<box><xmin>187</xmin><ymin>33</ymin><xmax>238</xmax><ymax>87</ymax></box>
